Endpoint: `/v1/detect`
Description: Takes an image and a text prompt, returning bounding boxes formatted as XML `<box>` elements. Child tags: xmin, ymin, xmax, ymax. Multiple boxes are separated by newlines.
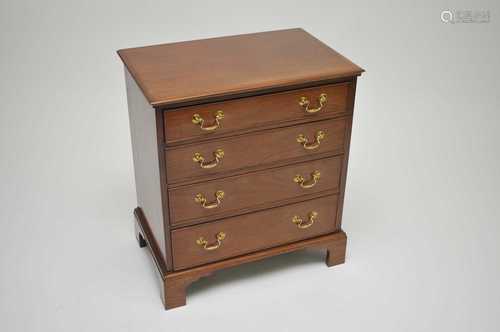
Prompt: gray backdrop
<box><xmin>1</xmin><ymin>0</ymin><xmax>499</xmax><ymax>331</ymax></box>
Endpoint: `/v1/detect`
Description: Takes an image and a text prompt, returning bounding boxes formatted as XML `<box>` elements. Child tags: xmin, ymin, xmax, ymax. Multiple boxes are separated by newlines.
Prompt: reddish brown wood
<box><xmin>163</xmin><ymin>275</ymin><xmax>195</xmax><ymax>309</ymax></box>
<box><xmin>335</xmin><ymin>77</ymin><xmax>357</xmax><ymax>230</ymax></box>
<box><xmin>164</xmin><ymin>230</ymin><xmax>347</xmax><ymax>309</ymax></box>
<box><xmin>154</xmin><ymin>108</ymin><xmax>174</xmax><ymax>271</ymax></box>
<box><xmin>126</xmin><ymin>69</ymin><xmax>172</xmax><ymax>269</ymax></box>
<box><xmin>168</xmin><ymin>156</ymin><xmax>342</xmax><ymax>226</ymax></box>
<box><xmin>169</xmin><ymin>152</ymin><xmax>343</xmax><ymax>189</ymax></box>
<box><xmin>164</xmin><ymin>82</ymin><xmax>350</xmax><ymax>145</ymax></box>
<box><xmin>121</xmin><ymin>29</ymin><xmax>362</xmax><ymax>310</ymax></box>
<box><xmin>171</xmin><ymin>195</ymin><xmax>339</xmax><ymax>270</ymax></box>
<box><xmin>326</xmin><ymin>241</ymin><xmax>347</xmax><ymax>267</ymax></box>
<box><xmin>134</xmin><ymin>208</ymin><xmax>167</xmax><ymax>277</ymax></box>
<box><xmin>135</xmin><ymin>206</ymin><xmax>347</xmax><ymax>310</ymax></box>
<box><xmin>117</xmin><ymin>28</ymin><xmax>363</xmax><ymax>107</ymax></box>
<box><xmin>166</xmin><ymin>117</ymin><xmax>348</xmax><ymax>183</ymax></box>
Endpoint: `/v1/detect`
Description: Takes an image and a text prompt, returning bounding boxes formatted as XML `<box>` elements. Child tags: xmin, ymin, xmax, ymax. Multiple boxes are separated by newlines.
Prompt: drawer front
<box><xmin>164</xmin><ymin>83</ymin><xmax>350</xmax><ymax>144</ymax></box>
<box><xmin>166</xmin><ymin>117</ymin><xmax>347</xmax><ymax>183</ymax></box>
<box><xmin>171</xmin><ymin>195</ymin><xmax>339</xmax><ymax>270</ymax></box>
<box><xmin>169</xmin><ymin>156</ymin><xmax>342</xmax><ymax>226</ymax></box>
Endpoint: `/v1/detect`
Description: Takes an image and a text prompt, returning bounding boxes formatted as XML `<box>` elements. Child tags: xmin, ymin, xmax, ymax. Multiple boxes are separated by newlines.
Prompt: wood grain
<box><xmin>171</xmin><ymin>195</ymin><xmax>339</xmax><ymax>270</ymax></box>
<box><xmin>164</xmin><ymin>82</ymin><xmax>350</xmax><ymax>145</ymax></box>
<box><xmin>164</xmin><ymin>230</ymin><xmax>346</xmax><ymax>309</ymax></box>
<box><xmin>136</xmin><ymin>207</ymin><xmax>347</xmax><ymax>309</ymax></box>
<box><xmin>123</xmin><ymin>29</ymin><xmax>362</xmax><ymax>310</ymax></box>
<box><xmin>166</xmin><ymin>117</ymin><xmax>348</xmax><ymax>183</ymax></box>
<box><xmin>335</xmin><ymin>77</ymin><xmax>357</xmax><ymax>230</ymax></box>
<box><xmin>117</xmin><ymin>28</ymin><xmax>363</xmax><ymax>107</ymax></box>
<box><xmin>168</xmin><ymin>156</ymin><xmax>342</xmax><ymax>226</ymax></box>
<box><xmin>125</xmin><ymin>68</ymin><xmax>171</xmax><ymax>268</ymax></box>
<box><xmin>134</xmin><ymin>207</ymin><xmax>168</xmax><ymax>278</ymax></box>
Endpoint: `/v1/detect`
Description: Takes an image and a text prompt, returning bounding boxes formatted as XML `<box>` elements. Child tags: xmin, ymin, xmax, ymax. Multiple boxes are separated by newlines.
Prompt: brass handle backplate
<box><xmin>293</xmin><ymin>170</ymin><xmax>321</xmax><ymax>189</ymax></box>
<box><xmin>196</xmin><ymin>232</ymin><xmax>226</xmax><ymax>250</ymax></box>
<box><xmin>299</xmin><ymin>93</ymin><xmax>327</xmax><ymax>114</ymax></box>
<box><xmin>194</xmin><ymin>190</ymin><xmax>225</xmax><ymax>209</ymax></box>
<box><xmin>193</xmin><ymin>149</ymin><xmax>224</xmax><ymax>169</ymax></box>
<box><xmin>297</xmin><ymin>130</ymin><xmax>326</xmax><ymax>150</ymax></box>
<box><xmin>292</xmin><ymin>211</ymin><xmax>318</xmax><ymax>229</ymax></box>
<box><xmin>192</xmin><ymin>111</ymin><xmax>224</xmax><ymax>131</ymax></box>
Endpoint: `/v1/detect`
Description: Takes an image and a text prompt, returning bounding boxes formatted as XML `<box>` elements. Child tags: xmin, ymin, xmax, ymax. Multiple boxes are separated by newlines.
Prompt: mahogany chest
<box><xmin>118</xmin><ymin>28</ymin><xmax>364</xmax><ymax>309</ymax></box>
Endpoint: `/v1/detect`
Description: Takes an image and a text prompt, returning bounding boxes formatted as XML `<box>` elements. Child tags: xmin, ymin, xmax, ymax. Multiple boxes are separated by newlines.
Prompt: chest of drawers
<box><xmin>118</xmin><ymin>28</ymin><xmax>363</xmax><ymax>309</ymax></box>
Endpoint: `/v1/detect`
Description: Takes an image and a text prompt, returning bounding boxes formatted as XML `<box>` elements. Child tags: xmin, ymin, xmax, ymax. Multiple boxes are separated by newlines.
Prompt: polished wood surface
<box><xmin>168</xmin><ymin>156</ymin><xmax>342</xmax><ymax>226</ymax></box>
<box><xmin>164</xmin><ymin>82</ymin><xmax>350</xmax><ymax>145</ymax></box>
<box><xmin>125</xmin><ymin>69</ymin><xmax>172</xmax><ymax>268</ymax></box>
<box><xmin>121</xmin><ymin>29</ymin><xmax>363</xmax><ymax>310</ymax></box>
<box><xmin>171</xmin><ymin>195</ymin><xmax>339</xmax><ymax>270</ymax></box>
<box><xmin>166</xmin><ymin>117</ymin><xmax>347</xmax><ymax>183</ymax></box>
<box><xmin>335</xmin><ymin>77</ymin><xmax>357</xmax><ymax>229</ymax></box>
<box><xmin>164</xmin><ymin>231</ymin><xmax>347</xmax><ymax>309</ymax></box>
<box><xmin>135</xmin><ymin>208</ymin><xmax>346</xmax><ymax>309</ymax></box>
<box><xmin>134</xmin><ymin>208</ymin><xmax>167</xmax><ymax>276</ymax></box>
<box><xmin>117</xmin><ymin>28</ymin><xmax>363</xmax><ymax>107</ymax></box>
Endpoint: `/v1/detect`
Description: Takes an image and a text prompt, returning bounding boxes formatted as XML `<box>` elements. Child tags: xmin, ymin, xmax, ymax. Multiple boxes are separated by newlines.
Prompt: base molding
<box><xmin>134</xmin><ymin>207</ymin><xmax>347</xmax><ymax>310</ymax></box>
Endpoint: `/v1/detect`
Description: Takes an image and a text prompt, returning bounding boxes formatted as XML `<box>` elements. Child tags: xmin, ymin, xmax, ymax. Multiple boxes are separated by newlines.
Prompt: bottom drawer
<box><xmin>171</xmin><ymin>195</ymin><xmax>339</xmax><ymax>270</ymax></box>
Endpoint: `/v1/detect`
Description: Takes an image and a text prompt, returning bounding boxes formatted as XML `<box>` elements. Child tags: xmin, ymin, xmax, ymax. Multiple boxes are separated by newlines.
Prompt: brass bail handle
<box><xmin>299</xmin><ymin>93</ymin><xmax>327</xmax><ymax>114</ymax></box>
<box><xmin>292</xmin><ymin>211</ymin><xmax>318</xmax><ymax>229</ymax></box>
<box><xmin>194</xmin><ymin>190</ymin><xmax>225</xmax><ymax>209</ymax></box>
<box><xmin>293</xmin><ymin>170</ymin><xmax>321</xmax><ymax>189</ymax></box>
<box><xmin>196</xmin><ymin>232</ymin><xmax>226</xmax><ymax>250</ymax></box>
<box><xmin>192</xmin><ymin>110</ymin><xmax>224</xmax><ymax>131</ymax></box>
<box><xmin>296</xmin><ymin>130</ymin><xmax>326</xmax><ymax>150</ymax></box>
<box><xmin>192</xmin><ymin>149</ymin><xmax>225</xmax><ymax>169</ymax></box>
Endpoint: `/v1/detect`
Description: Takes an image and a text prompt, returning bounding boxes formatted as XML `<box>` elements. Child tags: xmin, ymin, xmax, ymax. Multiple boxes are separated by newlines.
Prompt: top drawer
<box><xmin>163</xmin><ymin>82</ymin><xmax>351</xmax><ymax>144</ymax></box>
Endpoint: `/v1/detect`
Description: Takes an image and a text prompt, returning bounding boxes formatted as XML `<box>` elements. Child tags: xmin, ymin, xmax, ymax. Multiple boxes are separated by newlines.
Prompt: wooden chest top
<box><xmin>117</xmin><ymin>28</ymin><xmax>363</xmax><ymax>107</ymax></box>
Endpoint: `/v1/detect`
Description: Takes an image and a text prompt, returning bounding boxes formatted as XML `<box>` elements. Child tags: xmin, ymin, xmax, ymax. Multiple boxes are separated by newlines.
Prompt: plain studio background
<box><xmin>1</xmin><ymin>0</ymin><xmax>499</xmax><ymax>331</ymax></box>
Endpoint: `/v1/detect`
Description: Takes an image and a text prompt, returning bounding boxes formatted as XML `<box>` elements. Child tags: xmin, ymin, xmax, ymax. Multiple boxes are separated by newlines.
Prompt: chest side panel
<box><xmin>126</xmin><ymin>68</ymin><xmax>169</xmax><ymax>266</ymax></box>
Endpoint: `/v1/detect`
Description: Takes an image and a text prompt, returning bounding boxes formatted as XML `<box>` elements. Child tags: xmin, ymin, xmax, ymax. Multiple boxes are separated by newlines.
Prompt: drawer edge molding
<box><xmin>168</xmin><ymin>155</ymin><xmax>343</xmax><ymax>227</ymax></box>
<box><xmin>171</xmin><ymin>195</ymin><xmax>340</xmax><ymax>270</ymax></box>
<box><xmin>135</xmin><ymin>206</ymin><xmax>347</xmax><ymax>310</ymax></box>
<box><xmin>157</xmin><ymin>75</ymin><xmax>358</xmax><ymax>109</ymax></box>
<box><xmin>165</xmin><ymin>115</ymin><xmax>351</xmax><ymax>152</ymax></box>
<box><xmin>164</xmin><ymin>112</ymin><xmax>352</xmax><ymax>148</ymax></box>
<box><xmin>166</xmin><ymin>117</ymin><xmax>349</xmax><ymax>183</ymax></box>
<box><xmin>170</xmin><ymin>189</ymin><xmax>339</xmax><ymax>229</ymax></box>
<box><xmin>168</xmin><ymin>151</ymin><xmax>343</xmax><ymax>188</ymax></box>
<box><xmin>170</xmin><ymin>230</ymin><xmax>347</xmax><ymax>273</ymax></box>
<box><xmin>164</xmin><ymin>82</ymin><xmax>352</xmax><ymax>144</ymax></box>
